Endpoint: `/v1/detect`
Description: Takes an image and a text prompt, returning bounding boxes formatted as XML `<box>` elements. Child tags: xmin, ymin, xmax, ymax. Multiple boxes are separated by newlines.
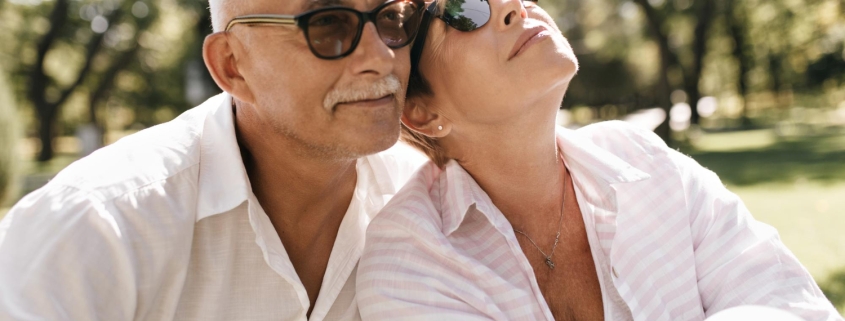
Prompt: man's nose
<box><xmin>347</xmin><ymin>22</ymin><xmax>395</xmax><ymax>77</ymax></box>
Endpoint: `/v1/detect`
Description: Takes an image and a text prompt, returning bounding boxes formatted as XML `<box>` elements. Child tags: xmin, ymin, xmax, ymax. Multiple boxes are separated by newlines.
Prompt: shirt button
<box><xmin>612</xmin><ymin>267</ymin><xmax>619</xmax><ymax>278</ymax></box>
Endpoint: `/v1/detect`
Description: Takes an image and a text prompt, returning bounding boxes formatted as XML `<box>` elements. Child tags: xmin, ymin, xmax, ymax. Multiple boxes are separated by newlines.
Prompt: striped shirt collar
<box><xmin>438</xmin><ymin>127</ymin><xmax>651</xmax><ymax>236</ymax></box>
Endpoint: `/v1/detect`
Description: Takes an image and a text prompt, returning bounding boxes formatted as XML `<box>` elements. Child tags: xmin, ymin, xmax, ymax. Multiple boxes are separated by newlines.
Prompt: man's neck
<box><xmin>234</xmin><ymin>102</ymin><xmax>359</xmax><ymax>228</ymax></box>
<box><xmin>233</xmin><ymin>101</ymin><xmax>360</xmax><ymax>316</ymax></box>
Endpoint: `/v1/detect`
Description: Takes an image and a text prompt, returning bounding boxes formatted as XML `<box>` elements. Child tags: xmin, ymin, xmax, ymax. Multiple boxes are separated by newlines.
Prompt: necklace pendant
<box><xmin>545</xmin><ymin>257</ymin><xmax>555</xmax><ymax>269</ymax></box>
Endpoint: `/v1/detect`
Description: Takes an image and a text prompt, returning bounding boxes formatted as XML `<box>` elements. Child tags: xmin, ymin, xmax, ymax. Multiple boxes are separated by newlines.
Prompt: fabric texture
<box><xmin>0</xmin><ymin>93</ymin><xmax>426</xmax><ymax>321</ymax></box>
<box><xmin>356</xmin><ymin>121</ymin><xmax>842</xmax><ymax>321</ymax></box>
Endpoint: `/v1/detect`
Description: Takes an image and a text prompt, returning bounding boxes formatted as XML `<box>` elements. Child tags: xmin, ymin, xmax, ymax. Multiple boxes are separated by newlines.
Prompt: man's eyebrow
<box><xmin>302</xmin><ymin>0</ymin><xmax>348</xmax><ymax>11</ymax></box>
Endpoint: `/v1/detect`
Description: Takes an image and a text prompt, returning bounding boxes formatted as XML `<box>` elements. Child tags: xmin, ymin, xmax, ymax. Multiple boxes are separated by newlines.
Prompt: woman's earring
<box><xmin>437</xmin><ymin>125</ymin><xmax>443</xmax><ymax>131</ymax></box>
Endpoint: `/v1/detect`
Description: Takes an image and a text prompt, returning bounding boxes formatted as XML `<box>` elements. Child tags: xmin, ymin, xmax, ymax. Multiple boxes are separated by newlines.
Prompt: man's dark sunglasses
<box><xmin>225</xmin><ymin>0</ymin><xmax>426</xmax><ymax>60</ymax></box>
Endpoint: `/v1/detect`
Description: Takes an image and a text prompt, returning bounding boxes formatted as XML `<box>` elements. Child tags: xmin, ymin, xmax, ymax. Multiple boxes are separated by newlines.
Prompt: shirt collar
<box><xmin>196</xmin><ymin>93</ymin><xmax>251</xmax><ymax>221</ymax></box>
<box><xmin>554</xmin><ymin>126</ymin><xmax>651</xmax><ymax>185</ymax></box>
<box><xmin>194</xmin><ymin>93</ymin><xmax>419</xmax><ymax>222</ymax></box>
<box><xmin>440</xmin><ymin>127</ymin><xmax>651</xmax><ymax>236</ymax></box>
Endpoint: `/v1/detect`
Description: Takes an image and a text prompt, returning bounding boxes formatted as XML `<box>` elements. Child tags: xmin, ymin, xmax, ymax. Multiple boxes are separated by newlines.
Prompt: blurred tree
<box><xmin>81</xmin><ymin>1</ymin><xmax>157</xmax><ymax>153</ymax></box>
<box><xmin>93</xmin><ymin>0</ymin><xmax>218</xmax><ymax>128</ymax></box>
<box><xmin>686</xmin><ymin>0</ymin><xmax>715</xmax><ymax>125</ymax></box>
<box><xmin>807</xmin><ymin>50</ymin><xmax>845</xmax><ymax>87</ymax></box>
<box><xmin>23</xmin><ymin>0</ymin><xmax>155</xmax><ymax>161</ymax></box>
<box><xmin>726</xmin><ymin>0</ymin><xmax>753</xmax><ymax>126</ymax></box>
<box><xmin>631</xmin><ymin>0</ymin><xmax>674</xmax><ymax>140</ymax></box>
<box><xmin>0</xmin><ymin>0</ymin><xmax>841</xmax><ymax>155</ymax></box>
<box><xmin>0</xmin><ymin>68</ymin><xmax>19</xmax><ymax>204</ymax></box>
<box><xmin>553</xmin><ymin>0</ymin><xmax>660</xmax><ymax>121</ymax></box>
<box><xmin>633</xmin><ymin>0</ymin><xmax>716</xmax><ymax>130</ymax></box>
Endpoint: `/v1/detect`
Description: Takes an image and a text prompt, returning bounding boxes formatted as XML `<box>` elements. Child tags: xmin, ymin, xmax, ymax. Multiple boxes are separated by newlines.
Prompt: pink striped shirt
<box><xmin>357</xmin><ymin>121</ymin><xmax>842</xmax><ymax>321</ymax></box>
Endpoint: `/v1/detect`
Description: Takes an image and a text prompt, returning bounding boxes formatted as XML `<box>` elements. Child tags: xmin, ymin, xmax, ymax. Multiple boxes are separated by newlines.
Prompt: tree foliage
<box><xmin>0</xmin><ymin>68</ymin><xmax>19</xmax><ymax>204</ymax></box>
<box><xmin>543</xmin><ymin>0</ymin><xmax>845</xmax><ymax>139</ymax></box>
<box><xmin>1</xmin><ymin>0</ymin><xmax>218</xmax><ymax>162</ymax></box>
<box><xmin>1</xmin><ymin>0</ymin><xmax>843</xmax><ymax>158</ymax></box>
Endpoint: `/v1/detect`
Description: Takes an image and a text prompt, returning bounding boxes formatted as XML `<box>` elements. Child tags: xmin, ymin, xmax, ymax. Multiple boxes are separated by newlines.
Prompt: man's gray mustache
<box><xmin>323</xmin><ymin>75</ymin><xmax>401</xmax><ymax>110</ymax></box>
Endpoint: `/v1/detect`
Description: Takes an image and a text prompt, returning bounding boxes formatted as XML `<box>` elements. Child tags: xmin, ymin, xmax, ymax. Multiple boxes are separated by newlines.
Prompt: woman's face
<box><xmin>417</xmin><ymin>0</ymin><xmax>578</xmax><ymax>126</ymax></box>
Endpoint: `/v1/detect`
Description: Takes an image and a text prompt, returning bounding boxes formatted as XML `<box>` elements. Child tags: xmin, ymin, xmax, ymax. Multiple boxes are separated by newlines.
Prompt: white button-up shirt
<box><xmin>0</xmin><ymin>94</ymin><xmax>426</xmax><ymax>321</ymax></box>
<box><xmin>357</xmin><ymin>122</ymin><xmax>842</xmax><ymax>321</ymax></box>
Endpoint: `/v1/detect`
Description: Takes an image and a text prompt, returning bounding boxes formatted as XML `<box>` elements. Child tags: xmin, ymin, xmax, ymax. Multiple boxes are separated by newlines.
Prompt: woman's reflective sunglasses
<box><xmin>225</xmin><ymin>0</ymin><xmax>426</xmax><ymax>60</ymax></box>
<box><xmin>411</xmin><ymin>0</ymin><xmax>538</xmax><ymax>69</ymax></box>
<box><xmin>427</xmin><ymin>0</ymin><xmax>538</xmax><ymax>32</ymax></box>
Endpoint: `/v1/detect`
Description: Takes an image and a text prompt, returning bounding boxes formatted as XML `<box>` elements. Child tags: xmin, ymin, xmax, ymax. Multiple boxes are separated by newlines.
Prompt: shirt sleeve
<box><xmin>356</xmin><ymin>218</ymin><xmax>496</xmax><ymax>321</ymax></box>
<box><xmin>669</xmin><ymin>150</ymin><xmax>842</xmax><ymax>321</ymax></box>
<box><xmin>0</xmin><ymin>185</ymin><xmax>137</xmax><ymax>321</ymax></box>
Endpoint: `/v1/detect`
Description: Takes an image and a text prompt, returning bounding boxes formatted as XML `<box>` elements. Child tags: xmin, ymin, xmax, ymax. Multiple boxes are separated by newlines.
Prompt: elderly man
<box><xmin>0</xmin><ymin>0</ymin><xmax>426</xmax><ymax>320</ymax></box>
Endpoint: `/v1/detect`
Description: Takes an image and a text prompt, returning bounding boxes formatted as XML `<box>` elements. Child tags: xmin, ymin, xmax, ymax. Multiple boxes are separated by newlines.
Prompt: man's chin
<box><xmin>346</xmin><ymin>126</ymin><xmax>402</xmax><ymax>157</ymax></box>
<box><xmin>334</xmin><ymin>108</ymin><xmax>402</xmax><ymax>155</ymax></box>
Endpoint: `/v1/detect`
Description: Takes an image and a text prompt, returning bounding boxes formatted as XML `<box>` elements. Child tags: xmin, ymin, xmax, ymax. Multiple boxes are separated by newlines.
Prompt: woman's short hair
<box><xmin>402</xmin><ymin>15</ymin><xmax>451</xmax><ymax>168</ymax></box>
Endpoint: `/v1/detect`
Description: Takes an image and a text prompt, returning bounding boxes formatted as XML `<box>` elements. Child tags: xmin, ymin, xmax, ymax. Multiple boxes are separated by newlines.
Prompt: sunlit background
<box><xmin>0</xmin><ymin>0</ymin><xmax>843</xmax><ymax>314</ymax></box>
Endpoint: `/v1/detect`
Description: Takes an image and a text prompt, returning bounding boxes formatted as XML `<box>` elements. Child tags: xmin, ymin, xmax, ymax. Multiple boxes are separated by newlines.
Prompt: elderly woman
<box><xmin>356</xmin><ymin>0</ymin><xmax>841</xmax><ymax>320</ymax></box>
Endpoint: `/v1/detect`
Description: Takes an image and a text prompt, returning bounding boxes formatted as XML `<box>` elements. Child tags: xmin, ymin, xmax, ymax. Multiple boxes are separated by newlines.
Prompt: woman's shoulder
<box><xmin>574</xmin><ymin>120</ymin><xmax>671</xmax><ymax>159</ymax></box>
<box><xmin>570</xmin><ymin>120</ymin><xmax>699</xmax><ymax>183</ymax></box>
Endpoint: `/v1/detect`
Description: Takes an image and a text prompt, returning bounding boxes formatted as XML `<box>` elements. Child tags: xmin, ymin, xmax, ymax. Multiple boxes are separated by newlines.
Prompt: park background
<box><xmin>0</xmin><ymin>0</ymin><xmax>844</xmax><ymax>315</ymax></box>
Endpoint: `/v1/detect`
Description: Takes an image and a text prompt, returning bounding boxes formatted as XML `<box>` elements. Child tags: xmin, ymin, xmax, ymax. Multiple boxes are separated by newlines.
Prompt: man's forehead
<box><xmin>300</xmin><ymin>0</ymin><xmax>382</xmax><ymax>11</ymax></box>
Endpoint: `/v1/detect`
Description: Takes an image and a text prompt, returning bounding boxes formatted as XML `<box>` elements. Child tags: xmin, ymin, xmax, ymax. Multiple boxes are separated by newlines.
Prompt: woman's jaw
<box><xmin>411</xmin><ymin>0</ymin><xmax>578</xmax><ymax>163</ymax></box>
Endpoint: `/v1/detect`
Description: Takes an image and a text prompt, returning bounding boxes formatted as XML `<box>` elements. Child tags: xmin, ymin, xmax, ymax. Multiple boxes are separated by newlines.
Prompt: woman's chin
<box><xmin>532</xmin><ymin>47</ymin><xmax>579</xmax><ymax>88</ymax></box>
<box><xmin>552</xmin><ymin>36</ymin><xmax>579</xmax><ymax>79</ymax></box>
<box><xmin>549</xmin><ymin>36</ymin><xmax>578</xmax><ymax>83</ymax></box>
<box><xmin>558</xmin><ymin>57</ymin><xmax>579</xmax><ymax>84</ymax></box>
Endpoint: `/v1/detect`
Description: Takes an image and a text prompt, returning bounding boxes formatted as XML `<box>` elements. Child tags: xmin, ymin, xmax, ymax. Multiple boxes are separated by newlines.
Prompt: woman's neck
<box><xmin>441</xmin><ymin>98</ymin><xmax>565</xmax><ymax>223</ymax></box>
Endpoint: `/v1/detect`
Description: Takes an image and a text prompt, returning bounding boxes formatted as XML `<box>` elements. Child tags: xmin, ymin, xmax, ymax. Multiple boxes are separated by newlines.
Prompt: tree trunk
<box><xmin>769</xmin><ymin>54</ymin><xmax>784</xmax><ymax>109</ymax></box>
<box><xmin>26</xmin><ymin>0</ymin><xmax>118</xmax><ymax>162</ymax></box>
<box><xmin>728</xmin><ymin>1</ymin><xmax>753</xmax><ymax>127</ymax></box>
<box><xmin>654</xmin><ymin>53</ymin><xmax>673</xmax><ymax>143</ymax></box>
<box><xmin>36</xmin><ymin>105</ymin><xmax>57</xmax><ymax>162</ymax></box>
<box><xmin>687</xmin><ymin>0</ymin><xmax>715</xmax><ymax>125</ymax></box>
<box><xmin>28</xmin><ymin>0</ymin><xmax>67</xmax><ymax>162</ymax></box>
<box><xmin>633</xmin><ymin>0</ymin><xmax>674</xmax><ymax>143</ymax></box>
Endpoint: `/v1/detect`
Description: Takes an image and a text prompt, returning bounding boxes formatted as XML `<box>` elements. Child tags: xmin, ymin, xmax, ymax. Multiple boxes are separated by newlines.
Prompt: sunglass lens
<box><xmin>375</xmin><ymin>1</ymin><xmax>424</xmax><ymax>48</ymax></box>
<box><xmin>306</xmin><ymin>10</ymin><xmax>360</xmax><ymax>58</ymax></box>
<box><xmin>442</xmin><ymin>0</ymin><xmax>490</xmax><ymax>31</ymax></box>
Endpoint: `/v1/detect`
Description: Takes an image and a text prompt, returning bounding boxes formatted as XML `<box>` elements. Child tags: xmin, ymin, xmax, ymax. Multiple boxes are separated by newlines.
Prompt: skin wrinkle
<box><xmin>229</xmin><ymin>19</ymin><xmax>405</xmax><ymax>158</ymax></box>
<box><xmin>304</xmin><ymin>0</ymin><xmax>350</xmax><ymax>11</ymax></box>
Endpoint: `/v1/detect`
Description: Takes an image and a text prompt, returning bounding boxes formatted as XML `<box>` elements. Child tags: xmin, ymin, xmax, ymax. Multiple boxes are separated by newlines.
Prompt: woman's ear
<box><xmin>203</xmin><ymin>32</ymin><xmax>255</xmax><ymax>104</ymax></box>
<box><xmin>401</xmin><ymin>99</ymin><xmax>451</xmax><ymax>138</ymax></box>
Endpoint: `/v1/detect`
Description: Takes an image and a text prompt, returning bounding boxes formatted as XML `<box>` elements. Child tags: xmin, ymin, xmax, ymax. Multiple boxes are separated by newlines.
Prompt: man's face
<box><xmin>229</xmin><ymin>0</ymin><xmax>410</xmax><ymax>158</ymax></box>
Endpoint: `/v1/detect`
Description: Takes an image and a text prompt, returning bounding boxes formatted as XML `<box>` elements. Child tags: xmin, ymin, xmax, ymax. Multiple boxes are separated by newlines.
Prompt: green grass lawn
<box><xmin>729</xmin><ymin>183</ymin><xmax>845</xmax><ymax>280</ymax></box>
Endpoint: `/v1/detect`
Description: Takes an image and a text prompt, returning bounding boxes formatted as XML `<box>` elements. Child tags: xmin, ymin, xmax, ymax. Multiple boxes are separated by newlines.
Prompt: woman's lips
<box><xmin>509</xmin><ymin>27</ymin><xmax>552</xmax><ymax>60</ymax></box>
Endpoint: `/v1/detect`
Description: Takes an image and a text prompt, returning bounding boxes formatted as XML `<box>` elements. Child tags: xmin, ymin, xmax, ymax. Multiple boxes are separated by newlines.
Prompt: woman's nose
<box><xmin>492</xmin><ymin>0</ymin><xmax>527</xmax><ymax>30</ymax></box>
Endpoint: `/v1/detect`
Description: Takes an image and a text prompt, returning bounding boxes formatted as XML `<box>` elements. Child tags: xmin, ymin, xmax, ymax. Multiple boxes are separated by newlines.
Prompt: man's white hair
<box><xmin>208</xmin><ymin>0</ymin><xmax>234</xmax><ymax>32</ymax></box>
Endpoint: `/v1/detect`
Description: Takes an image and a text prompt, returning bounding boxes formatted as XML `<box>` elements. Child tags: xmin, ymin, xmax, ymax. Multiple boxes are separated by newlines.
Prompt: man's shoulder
<box><xmin>49</xmin><ymin>101</ymin><xmax>218</xmax><ymax>202</ymax></box>
<box><xmin>0</xmin><ymin>101</ymin><xmax>222</xmax><ymax>270</ymax></box>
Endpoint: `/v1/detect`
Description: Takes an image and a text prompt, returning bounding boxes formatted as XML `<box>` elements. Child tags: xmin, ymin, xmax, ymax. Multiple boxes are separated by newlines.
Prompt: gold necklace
<box><xmin>513</xmin><ymin>162</ymin><xmax>566</xmax><ymax>270</ymax></box>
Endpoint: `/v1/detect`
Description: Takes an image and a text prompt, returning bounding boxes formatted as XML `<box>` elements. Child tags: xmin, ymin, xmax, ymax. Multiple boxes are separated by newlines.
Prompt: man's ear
<box><xmin>203</xmin><ymin>32</ymin><xmax>255</xmax><ymax>104</ymax></box>
<box><xmin>401</xmin><ymin>99</ymin><xmax>450</xmax><ymax>138</ymax></box>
